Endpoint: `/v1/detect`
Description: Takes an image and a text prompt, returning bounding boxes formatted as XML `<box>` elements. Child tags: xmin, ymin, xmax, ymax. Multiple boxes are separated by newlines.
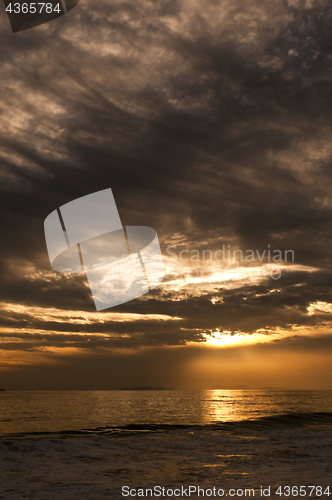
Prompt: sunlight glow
<box><xmin>202</xmin><ymin>329</ymin><xmax>281</xmax><ymax>347</ymax></box>
<box><xmin>307</xmin><ymin>301</ymin><xmax>332</xmax><ymax>315</ymax></box>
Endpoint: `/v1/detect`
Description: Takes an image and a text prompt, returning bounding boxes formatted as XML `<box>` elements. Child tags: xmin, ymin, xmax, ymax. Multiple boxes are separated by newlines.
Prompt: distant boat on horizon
<box><xmin>120</xmin><ymin>386</ymin><xmax>174</xmax><ymax>391</ymax></box>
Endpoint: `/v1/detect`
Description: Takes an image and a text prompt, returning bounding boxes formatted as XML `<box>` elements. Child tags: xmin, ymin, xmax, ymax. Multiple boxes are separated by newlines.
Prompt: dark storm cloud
<box><xmin>1</xmin><ymin>266</ymin><xmax>332</xmax><ymax>351</ymax></box>
<box><xmin>1</xmin><ymin>0</ymin><xmax>332</xmax><ymax>350</ymax></box>
<box><xmin>0</xmin><ymin>328</ymin><xmax>203</xmax><ymax>350</ymax></box>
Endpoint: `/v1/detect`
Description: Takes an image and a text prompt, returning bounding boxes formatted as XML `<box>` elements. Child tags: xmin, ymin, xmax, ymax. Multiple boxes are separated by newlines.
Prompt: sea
<box><xmin>1</xmin><ymin>389</ymin><xmax>332</xmax><ymax>437</ymax></box>
<box><xmin>1</xmin><ymin>390</ymin><xmax>332</xmax><ymax>499</ymax></box>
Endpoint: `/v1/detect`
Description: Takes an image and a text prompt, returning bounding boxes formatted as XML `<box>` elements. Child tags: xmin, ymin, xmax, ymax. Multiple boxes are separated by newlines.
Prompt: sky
<box><xmin>1</xmin><ymin>0</ymin><xmax>332</xmax><ymax>390</ymax></box>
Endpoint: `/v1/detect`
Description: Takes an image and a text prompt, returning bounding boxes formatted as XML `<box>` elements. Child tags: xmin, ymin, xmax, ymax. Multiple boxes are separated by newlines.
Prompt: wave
<box><xmin>1</xmin><ymin>411</ymin><xmax>332</xmax><ymax>440</ymax></box>
<box><xmin>227</xmin><ymin>411</ymin><xmax>332</xmax><ymax>429</ymax></box>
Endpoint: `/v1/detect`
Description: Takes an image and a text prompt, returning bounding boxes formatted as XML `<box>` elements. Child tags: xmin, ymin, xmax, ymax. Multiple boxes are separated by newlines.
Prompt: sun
<box><xmin>202</xmin><ymin>329</ymin><xmax>280</xmax><ymax>347</ymax></box>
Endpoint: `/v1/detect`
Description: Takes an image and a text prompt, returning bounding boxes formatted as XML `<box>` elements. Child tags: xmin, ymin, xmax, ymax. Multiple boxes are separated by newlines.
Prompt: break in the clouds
<box><xmin>0</xmin><ymin>0</ymin><xmax>332</xmax><ymax>384</ymax></box>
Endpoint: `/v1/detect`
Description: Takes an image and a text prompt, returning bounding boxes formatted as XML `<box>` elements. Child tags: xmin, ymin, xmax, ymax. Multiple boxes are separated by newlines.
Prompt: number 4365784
<box><xmin>5</xmin><ymin>3</ymin><xmax>62</xmax><ymax>13</ymax></box>
<box><xmin>276</xmin><ymin>486</ymin><xmax>331</xmax><ymax>497</ymax></box>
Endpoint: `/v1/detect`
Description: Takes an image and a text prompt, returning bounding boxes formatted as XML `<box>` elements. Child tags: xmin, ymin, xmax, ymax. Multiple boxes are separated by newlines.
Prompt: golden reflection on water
<box><xmin>200</xmin><ymin>390</ymin><xmax>257</xmax><ymax>423</ymax></box>
<box><xmin>1</xmin><ymin>389</ymin><xmax>331</xmax><ymax>435</ymax></box>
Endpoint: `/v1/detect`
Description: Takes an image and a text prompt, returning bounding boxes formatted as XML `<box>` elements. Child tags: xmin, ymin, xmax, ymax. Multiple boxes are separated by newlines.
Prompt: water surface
<box><xmin>0</xmin><ymin>390</ymin><xmax>331</xmax><ymax>436</ymax></box>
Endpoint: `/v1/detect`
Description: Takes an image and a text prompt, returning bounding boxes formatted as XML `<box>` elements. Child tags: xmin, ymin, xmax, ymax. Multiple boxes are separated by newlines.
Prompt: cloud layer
<box><xmin>1</xmin><ymin>0</ymin><xmax>332</xmax><ymax>387</ymax></box>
